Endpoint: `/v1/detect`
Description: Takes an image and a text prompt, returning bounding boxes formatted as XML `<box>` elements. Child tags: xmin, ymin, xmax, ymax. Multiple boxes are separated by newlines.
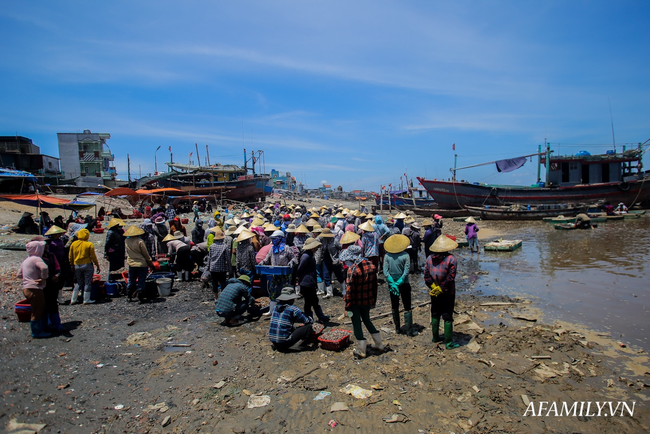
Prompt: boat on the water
<box><xmin>464</xmin><ymin>203</ymin><xmax>587</xmax><ymax>221</ymax></box>
<box><xmin>373</xmin><ymin>185</ymin><xmax>436</xmax><ymax>211</ymax></box>
<box><xmin>418</xmin><ymin>141</ymin><xmax>650</xmax><ymax>209</ymax></box>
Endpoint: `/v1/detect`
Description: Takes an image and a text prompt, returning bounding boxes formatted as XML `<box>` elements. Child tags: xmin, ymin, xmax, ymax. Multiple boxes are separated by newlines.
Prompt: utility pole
<box><xmin>127</xmin><ymin>154</ymin><xmax>131</xmax><ymax>183</ymax></box>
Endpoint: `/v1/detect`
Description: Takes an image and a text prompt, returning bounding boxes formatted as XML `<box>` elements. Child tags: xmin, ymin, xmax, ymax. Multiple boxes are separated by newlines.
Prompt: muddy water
<box><xmin>463</xmin><ymin>216</ymin><xmax>650</xmax><ymax>351</ymax></box>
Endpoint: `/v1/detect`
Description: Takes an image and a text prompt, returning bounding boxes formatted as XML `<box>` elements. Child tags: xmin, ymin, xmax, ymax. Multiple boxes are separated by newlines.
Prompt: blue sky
<box><xmin>1</xmin><ymin>1</ymin><xmax>649</xmax><ymax>191</ymax></box>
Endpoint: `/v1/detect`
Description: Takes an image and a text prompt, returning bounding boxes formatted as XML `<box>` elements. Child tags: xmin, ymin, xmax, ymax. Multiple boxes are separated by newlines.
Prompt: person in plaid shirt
<box><xmin>424</xmin><ymin>235</ymin><xmax>459</xmax><ymax>349</ymax></box>
<box><xmin>268</xmin><ymin>287</ymin><xmax>313</xmax><ymax>352</ymax></box>
<box><xmin>341</xmin><ymin>245</ymin><xmax>383</xmax><ymax>358</ymax></box>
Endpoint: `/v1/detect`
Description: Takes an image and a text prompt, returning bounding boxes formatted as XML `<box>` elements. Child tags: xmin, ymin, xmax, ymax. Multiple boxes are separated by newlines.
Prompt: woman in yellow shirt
<box><xmin>68</xmin><ymin>229</ymin><xmax>101</xmax><ymax>304</ymax></box>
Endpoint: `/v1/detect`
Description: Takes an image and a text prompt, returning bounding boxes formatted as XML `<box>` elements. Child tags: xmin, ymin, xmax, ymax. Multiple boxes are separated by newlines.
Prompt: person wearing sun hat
<box><xmin>152</xmin><ymin>216</ymin><xmax>169</xmax><ymax>255</ymax></box>
<box><xmin>340</xmin><ymin>245</ymin><xmax>383</xmax><ymax>358</ymax></box>
<box><xmin>424</xmin><ymin>234</ymin><xmax>459</xmax><ymax>348</ymax></box>
<box><xmin>214</xmin><ymin>275</ymin><xmax>258</xmax><ymax>326</ymax></box>
<box><xmin>383</xmin><ymin>234</ymin><xmax>417</xmax><ymax>336</ymax></box>
<box><xmin>260</xmin><ymin>230</ymin><xmax>299</xmax><ymax>315</ymax></box>
<box><xmin>268</xmin><ymin>287</ymin><xmax>314</xmax><ymax>352</ymax></box>
<box><xmin>124</xmin><ymin>225</ymin><xmax>155</xmax><ymax>303</ymax></box>
<box><xmin>235</xmin><ymin>230</ymin><xmax>257</xmax><ymax>279</ymax></box>
<box><xmin>316</xmin><ymin>227</ymin><xmax>343</xmax><ymax>298</ymax></box>
<box><xmin>359</xmin><ymin>221</ymin><xmax>380</xmax><ymax>271</ymax></box>
<box><xmin>297</xmin><ymin>237</ymin><xmax>329</xmax><ymax>323</ymax></box>
<box><xmin>464</xmin><ymin>217</ymin><xmax>480</xmax><ymax>253</ymax></box>
<box><xmin>207</xmin><ymin>227</ymin><xmax>231</xmax><ymax>300</ymax></box>
<box><xmin>44</xmin><ymin>225</ymin><xmax>70</xmax><ymax>305</ymax></box>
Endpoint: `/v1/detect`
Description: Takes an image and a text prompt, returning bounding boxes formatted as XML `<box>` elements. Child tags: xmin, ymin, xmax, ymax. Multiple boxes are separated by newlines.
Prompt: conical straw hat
<box><xmin>124</xmin><ymin>225</ymin><xmax>145</xmax><ymax>237</ymax></box>
<box><xmin>236</xmin><ymin>230</ymin><xmax>255</xmax><ymax>242</ymax></box>
<box><xmin>294</xmin><ymin>224</ymin><xmax>310</xmax><ymax>234</ymax></box>
<box><xmin>234</xmin><ymin>225</ymin><xmax>248</xmax><ymax>235</ymax></box>
<box><xmin>162</xmin><ymin>233</ymin><xmax>178</xmax><ymax>242</ymax></box>
<box><xmin>394</xmin><ymin>212</ymin><xmax>407</xmax><ymax>219</ymax></box>
<box><xmin>45</xmin><ymin>225</ymin><xmax>66</xmax><ymax>236</ymax></box>
<box><xmin>302</xmin><ymin>237</ymin><xmax>322</xmax><ymax>251</ymax></box>
<box><xmin>305</xmin><ymin>218</ymin><xmax>319</xmax><ymax>228</ymax></box>
<box><xmin>358</xmin><ymin>221</ymin><xmax>375</xmax><ymax>232</ymax></box>
<box><xmin>334</xmin><ymin>212</ymin><xmax>345</xmax><ymax>219</ymax></box>
<box><xmin>251</xmin><ymin>218</ymin><xmax>264</xmax><ymax>227</ymax></box>
<box><xmin>465</xmin><ymin>217</ymin><xmax>477</xmax><ymax>224</ymax></box>
<box><xmin>340</xmin><ymin>231</ymin><xmax>360</xmax><ymax>245</ymax></box>
<box><xmin>430</xmin><ymin>234</ymin><xmax>458</xmax><ymax>253</ymax></box>
<box><xmin>384</xmin><ymin>234</ymin><xmax>410</xmax><ymax>253</ymax></box>
<box><xmin>107</xmin><ymin>218</ymin><xmax>125</xmax><ymax>229</ymax></box>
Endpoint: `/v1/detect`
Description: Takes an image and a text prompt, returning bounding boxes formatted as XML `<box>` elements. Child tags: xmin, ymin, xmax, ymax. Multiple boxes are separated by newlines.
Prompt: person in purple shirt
<box><xmin>464</xmin><ymin>217</ymin><xmax>480</xmax><ymax>253</ymax></box>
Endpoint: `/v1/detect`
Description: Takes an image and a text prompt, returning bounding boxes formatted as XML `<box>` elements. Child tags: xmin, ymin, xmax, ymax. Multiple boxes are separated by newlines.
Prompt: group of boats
<box><xmin>376</xmin><ymin>141</ymin><xmax>650</xmax><ymax>222</ymax></box>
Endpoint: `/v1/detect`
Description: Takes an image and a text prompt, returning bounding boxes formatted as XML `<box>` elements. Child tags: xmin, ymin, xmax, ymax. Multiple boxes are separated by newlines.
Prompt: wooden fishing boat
<box><xmin>464</xmin><ymin>203</ymin><xmax>586</xmax><ymax>221</ymax></box>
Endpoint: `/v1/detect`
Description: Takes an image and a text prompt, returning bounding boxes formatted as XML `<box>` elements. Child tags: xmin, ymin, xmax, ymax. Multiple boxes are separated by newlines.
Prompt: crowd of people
<box><xmin>17</xmin><ymin>201</ymin><xmax>463</xmax><ymax>356</ymax></box>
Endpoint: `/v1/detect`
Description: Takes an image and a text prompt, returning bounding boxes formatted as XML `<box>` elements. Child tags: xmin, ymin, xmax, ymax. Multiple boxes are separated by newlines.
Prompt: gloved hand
<box><xmin>389</xmin><ymin>282</ymin><xmax>400</xmax><ymax>296</ymax></box>
<box><xmin>386</xmin><ymin>275</ymin><xmax>395</xmax><ymax>285</ymax></box>
<box><xmin>395</xmin><ymin>277</ymin><xmax>403</xmax><ymax>287</ymax></box>
<box><xmin>429</xmin><ymin>283</ymin><xmax>442</xmax><ymax>297</ymax></box>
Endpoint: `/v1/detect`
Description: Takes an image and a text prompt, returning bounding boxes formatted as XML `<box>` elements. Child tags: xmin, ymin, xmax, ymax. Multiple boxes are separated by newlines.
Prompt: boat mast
<box><xmin>537</xmin><ymin>144</ymin><xmax>542</xmax><ymax>184</ymax></box>
<box><xmin>545</xmin><ymin>141</ymin><xmax>551</xmax><ymax>186</ymax></box>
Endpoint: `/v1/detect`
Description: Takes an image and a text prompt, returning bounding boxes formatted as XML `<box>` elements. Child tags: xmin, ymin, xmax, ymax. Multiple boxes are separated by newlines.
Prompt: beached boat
<box><xmin>137</xmin><ymin>159</ymin><xmax>272</xmax><ymax>203</ymax></box>
<box><xmin>464</xmin><ymin>203</ymin><xmax>587</xmax><ymax>221</ymax></box>
<box><xmin>554</xmin><ymin>223</ymin><xmax>598</xmax><ymax>230</ymax></box>
<box><xmin>418</xmin><ymin>142</ymin><xmax>650</xmax><ymax>209</ymax></box>
<box><xmin>373</xmin><ymin>188</ymin><xmax>436</xmax><ymax>210</ymax></box>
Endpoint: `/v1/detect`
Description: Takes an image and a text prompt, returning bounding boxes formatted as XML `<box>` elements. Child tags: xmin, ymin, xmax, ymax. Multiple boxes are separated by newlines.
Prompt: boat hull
<box><xmin>417</xmin><ymin>177</ymin><xmax>650</xmax><ymax>210</ymax></box>
<box><xmin>464</xmin><ymin>205</ymin><xmax>585</xmax><ymax>221</ymax></box>
<box><xmin>158</xmin><ymin>176</ymin><xmax>271</xmax><ymax>202</ymax></box>
<box><xmin>374</xmin><ymin>194</ymin><xmax>436</xmax><ymax>210</ymax></box>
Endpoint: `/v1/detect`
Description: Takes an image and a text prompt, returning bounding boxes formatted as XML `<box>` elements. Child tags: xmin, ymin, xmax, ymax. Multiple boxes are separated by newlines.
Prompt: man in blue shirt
<box><xmin>215</xmin><ymin>275</ymin><xmax>257</xmax><ymax>326</ymax></box>
<box><xmin>268</xmin><ymin>287</ymin><xmax>313</xmax><ymax>352</ymax></box>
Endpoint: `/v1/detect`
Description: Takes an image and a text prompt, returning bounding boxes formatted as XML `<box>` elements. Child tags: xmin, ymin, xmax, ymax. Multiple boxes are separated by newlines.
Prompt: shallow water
<box><xmin>459</xmin><ymin>216</ymin><xmax>650</xmax><ymax>351</ymax></box>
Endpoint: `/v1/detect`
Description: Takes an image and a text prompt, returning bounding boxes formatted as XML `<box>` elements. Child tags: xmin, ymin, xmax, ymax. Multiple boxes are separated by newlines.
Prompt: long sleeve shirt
<box><xmin>383</xmin><ymin>251</ymin><xmax>410</xmax><ymax>284</ymax></box>
<box><xmin>18</xmin><ymin>256</ymin><xmax>49</xmax><ymax>290</ymax></box>
<box><xmin>126</xmin><ymin>237</ymin><xmax>154</xmax><ymax>268</ymax></box>
<box><xmin>424</xmin><ymin>253</ymin><xmax>457</xmax><ymax>295</ymax></box>
<box><xmin>268</xmin><ymin>304</ymin><xmax>313</xmax><ymax>343</ymax></box>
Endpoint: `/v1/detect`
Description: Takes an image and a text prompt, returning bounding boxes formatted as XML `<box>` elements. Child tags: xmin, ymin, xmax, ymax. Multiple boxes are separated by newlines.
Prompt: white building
<box><xmin>57</xmin><ymin>130</ymin><xmax>117</xmax><ymax>187</ymax></box>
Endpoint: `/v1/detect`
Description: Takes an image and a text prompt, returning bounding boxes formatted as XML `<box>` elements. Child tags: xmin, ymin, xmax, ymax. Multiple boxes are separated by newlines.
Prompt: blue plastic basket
<box><xmin>255</xmin><ymin>265</ymin><xmax>292</xmax><ymax>276</ymax></box>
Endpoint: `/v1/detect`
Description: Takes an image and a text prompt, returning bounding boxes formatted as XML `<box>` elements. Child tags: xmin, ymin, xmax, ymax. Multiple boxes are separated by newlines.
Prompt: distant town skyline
<box><xmin>2</xmin><ymin>1</ymin><xmax>649</xmax><ymax>191</ymax></box>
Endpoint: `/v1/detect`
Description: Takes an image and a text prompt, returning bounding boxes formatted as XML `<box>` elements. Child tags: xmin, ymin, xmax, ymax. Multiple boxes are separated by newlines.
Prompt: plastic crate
<box><xmin>255</xmin><ymin>265</ymin><xmax>292</xmax><ymax>276</ymax></box>
<box><xmin>318</xmin><ymin>329</ymin><xmax>352</xmax><ymax>351</ymax></box>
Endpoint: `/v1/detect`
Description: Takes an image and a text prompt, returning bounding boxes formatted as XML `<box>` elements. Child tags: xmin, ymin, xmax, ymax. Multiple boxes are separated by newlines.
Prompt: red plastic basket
<box><xmin>318</xmin><ymin>329</ymin><xmax>352</xmax><ymax>351</ymax></box>
<box><xmin>14</xmin><ymin>299</ymin><xmax>31</xmax><ymax>322</ymax></box>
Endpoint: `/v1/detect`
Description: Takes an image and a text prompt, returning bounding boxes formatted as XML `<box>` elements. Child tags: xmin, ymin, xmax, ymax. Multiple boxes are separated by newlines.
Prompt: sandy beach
<box><xmin>0</xmin><ymin>197</ymin><xmax>648</xmax><ymax>433</ymax></box>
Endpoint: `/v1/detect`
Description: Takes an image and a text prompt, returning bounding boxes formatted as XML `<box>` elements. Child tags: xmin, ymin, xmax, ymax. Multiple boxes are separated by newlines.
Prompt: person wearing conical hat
<box><xmin>124</xmin><ymin>225</ymin><xmax>155</xmax><ymax>303</ymax></box>
<box><xmin>44</xmin><ymin>225</ymin><xmax>70</xmax><ymax>307</ymax></box>
<box><xmin>372</xmin><ymin>215</ymin><xmax>391</xmax><ymax>271</ymax></box>
<box><xmin>316</xmin><ymin>227</ymin><xmax>344</xmax><ymax>299</ymax></box>
<box><xmin>235</xmin><ymin>230</ymin><xmax>257</xmax><ymax>279</ymax></box>
<box><xmin>40</xmin><ymin>231</ymin><xmax>66</xmax><ymax>335</ymax></box>
<box><xmin>464</xmin><ymin>217</ymin><xmax>480</xmax><ymax>253</ymax></box>
<box><xmin>292</xmin><ymin>224</ymin><xmax>310</xmax><ymax>250</ymax></box>
<box><xmin>152</xmin><ymin>216</ymin><xmax>169</xmax><ymax>255</ymax></box>
<box><xmin>383</xmin><ymin>234</ymin><xmax>417</xmax><ymax>336</ymax></box>
<box><xmin>424</xmin><ymin>234</ymin><xmax>459</xmax><ymax>349</ymax></box>
<box><xmin>105</xmin><ymin>218</ymin><xmax>126</xmax><ymax>277</ymax></box>
<box><xmin>207</xmin><ymin>228</ymin><xmax>232</xmax><ymax>300</ymax></box>
<box><xmin>393</xmin><ymin>212</ymin><xmax>407</xmax><ymax>233</ymax></box>
<box><xmin>297</xmin><ymin>237</ymin><xmax>329</xmax><ymax>323</ymax></box>
<box><xmin>359</xmin><ymin>221</ymin><xmax>380</xmax><ymax>271</ymax></box>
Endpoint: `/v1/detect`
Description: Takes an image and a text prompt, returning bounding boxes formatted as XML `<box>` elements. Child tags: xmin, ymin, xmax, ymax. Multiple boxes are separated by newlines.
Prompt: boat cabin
<box><xmin>542</xmin><ymin>148</ymin><xmax>643</xmax><ymax>186</ymax></box>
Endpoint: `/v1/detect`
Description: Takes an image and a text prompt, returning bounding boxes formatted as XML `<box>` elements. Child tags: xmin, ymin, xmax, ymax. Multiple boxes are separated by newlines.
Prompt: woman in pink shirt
<box><xmin>18</xmin><ymin>240</ymin><xmax>50</xmax><ymax>338</ymax></box>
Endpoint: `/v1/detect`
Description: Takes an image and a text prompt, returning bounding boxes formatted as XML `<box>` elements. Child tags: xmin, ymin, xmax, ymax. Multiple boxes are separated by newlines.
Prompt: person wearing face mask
<box><xmin>260</xmin><ymin>230</ymin><xmax>298</xmax><ymax>316</ymax></box>
<box><xmin>383</xmin><ymin>234</ymin><xmax>417</xmax><ymax>336</ymax></box>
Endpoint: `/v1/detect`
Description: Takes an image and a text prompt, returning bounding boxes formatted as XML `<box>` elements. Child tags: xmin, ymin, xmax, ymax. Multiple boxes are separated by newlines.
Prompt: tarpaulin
<box><xmin>104</xmin><ymin>187</ymin><xmax>139</xmax><ymax>197</ymax></box>
<box><xmin>0</xmin><ymin>194</ymin><xmax>70</xmax><ymax>209</ymax></box>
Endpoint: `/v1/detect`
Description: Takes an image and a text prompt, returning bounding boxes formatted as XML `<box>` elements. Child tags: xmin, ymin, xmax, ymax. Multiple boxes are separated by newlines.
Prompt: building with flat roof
<box><xmin>57</xmin><ymin>130</ymin><xmax>117</xmax><ymax>187</ymax></box>
<box><xmin>0</xmin><ymin>135</ymin><xmax>61</xmax><ymax>184</ymax></box>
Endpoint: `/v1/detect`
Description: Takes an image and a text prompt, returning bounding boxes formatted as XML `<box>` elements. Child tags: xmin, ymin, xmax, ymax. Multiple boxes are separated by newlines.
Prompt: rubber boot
<box><xmin>431</xmin><ymin>317</ymin><xmax>442</xmax><ymax>342</ymax></box>
<box><xmin>48</xmin><ymin>313</ymin><xmax>63</xmax><ymax>333</ymax></box>
<box><xmin>404</xmin><ymin>310</ymin><xmax>418</xmax><ymax>336</ymax></box>
<box><xmin>177</xmin><ymin>271</ymin><xmax>183</xmax><ymax>282</ymax></box>
<box><xmin>30</xmin><ymin>319</ymin><xmax>52</xmax><ymax>339</ymax></box>
<box><xmin>314</xmin><ymin>305</ymin><xmax>330</xmax><ymax>323</ymax></box>
<box><xmin>316</xmin><ymin>281</ymin><xmax>325</xmax><ymax>295</ymax></box>
<box><xmin>184</xmin><ymin>271</ymin><xmax>190</xmax><ymax>281</ymax></box>
<box><xmin>83</xmin><ymin>287</ymin><xmax>95</xmax><ymax>304</ymax></box>
<box><xmin>392</xmin><ymin>309</ymin><xmax>401</xmax><ymax>334</ymax></box>
<box><xmin>263</xmin><ymin>300</ymin><xmax>276</xmax><ymax>317</ymax></box>
<box><xmin>353</xmin><ymin>339</ymin><xmax>367</xmax><ymax>358</ymax></box>
<box><xmin>340</xmin><ymin>282</ymin><xmax>347</xmax><ymax>297</ymax></box>
<box><xmin>370</xmin><ymin>332</ymin><xmax>384</xmax><ymax>351</ymax></box>
<box><xmin>70</xmin><ymin>285</ymin><xmax>80</xmax><ymax>305</ymax></box>
<box><xmin>57</xmin><ymin>289</ymin><xmax>65</xmax><ymax>305</ymax></box>
<box><xmin>137</xmin><ymin>290</ymin><xmax>146</xmax><ymax>304</ymax></box>
<box><xmin>444</xmin><ymin>321</ymin><xmax>460</xmax><ymax>349</ymax></box>
<box><xmin>325</xmin><ymin>285</ymin><xmax>334</xmax><ymax>299</ymax></box>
